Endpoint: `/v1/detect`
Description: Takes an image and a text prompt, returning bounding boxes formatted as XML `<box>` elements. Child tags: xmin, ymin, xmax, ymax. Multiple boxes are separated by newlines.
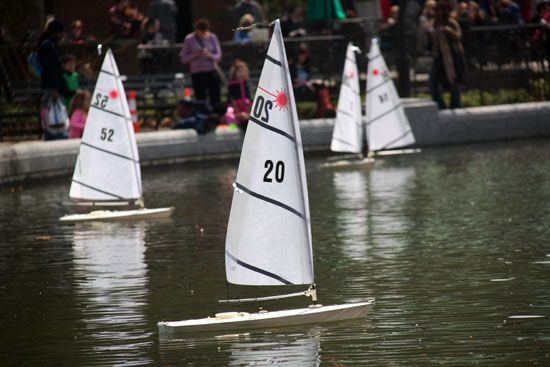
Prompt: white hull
<box><xmin>320</xmin><ymin>157</ymin><xmax>376</xmax><ymax>169</ymax></box>
<box><xmin>59</xmin><ymin>207</ymin><xmax>174</xmax><ymax>223</ymax></box>
<box><xmin>158</xmin><ymin>299</ymin><xmax>374</xmax><ymax>335</ymax></box>
<box><xmin>375</xmin><ymin>148</ymin><xmax>421</xmax><ymax>156</ymax></box>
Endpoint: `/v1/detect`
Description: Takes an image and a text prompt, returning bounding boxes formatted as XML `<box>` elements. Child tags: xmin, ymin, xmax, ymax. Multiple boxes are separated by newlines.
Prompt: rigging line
<box><xmin>341</xmin><ymin>82</ymin><xmax>360</xmax><ymax>95</ymax></box>
<box><xmin>366</xmin><ymin>77</ymin><xmax>391</xmax><ymax>94</ymax></box>
<box><xmin>257</xmin><ymin>85</ymin><xmax>277</xmax><ymax>98</ymax></box>
<box><xmin>368</xmin><ymin>53</ymin><xmax>382</xmax><ymax>62</ymax></box>
<box><xmin>366</xmin><ymin>103</ymin><xmax>402</xmax><ymax>126</ymax></box>
<box><xmin>100</xmin><ymin>69</ymin><xmax>120</xmax><ymax>78</ymax></box>
<box><xmin>366</xmin><ymin>77</ymin><xmax>391</xmax><ymax>93</ymax></box>
<box><xmin>225</xmin><ymin>251</ymin><xmax>292</xmax><ymax>285</ymax></box>
<box><xmin>234</xmin><ymin>181</ymin><xmax>304</xmax><ymax>219</ymax></box>
<box><xmin>332</xmin><ymin>136</ymin><xmax>359</xmax><ymax>149</ymax></box>
<box><xmin>276</xmin><ymin>26</ymin><xmax>314</xmax><ymax>275</ymax></box>
<box><xmin>71</xmin><ymin>179</ymin><xmax>124</xmax><ymax>200</ymax></box>
<box><xmin>90</xmin><ymin>104</ymin><xmax>131</xmax><ymax>121</ymax></box>
<box><xmin>345</xmin><ymin>56</ymin><xmax>356</xmax><ymax>63</ymax></box>
<box><xmin>379</xmin><ymin>129</ymin><xmax>413</xmax><ymax>151</ymax></box>
<box><xmin>336</xmin><ymin>108</ymin><xmax>357</xmax><ymax>119</ymax></box>
<box><xmin>248</xmin><ymin>116</ymin><xmax>295</xmax><ymax>142</ymax></box>
<box><xmin>80</xmin><ymin>141</ymin><xmax>138</xmax><ymax>162</ymax></box>
<box><xmin>266</xmin><ymin>54</ymin><xmax>282</xmax><ymax>67</ymax></box>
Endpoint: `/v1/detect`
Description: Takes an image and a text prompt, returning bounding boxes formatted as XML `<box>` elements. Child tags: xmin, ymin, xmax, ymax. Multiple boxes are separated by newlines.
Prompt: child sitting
<box><xmin>225</xmin><ymin>59</ymin><xmax>252</xmax><ymax>132</ymax></box>
<box><xmin>59</xmin><ymin>54</ymin><xmax>79</xmax><ymax>110</ymax></box>
<box><xmin>68</xmin><ymin>89</ymin><xmax>91</xmax><ymax>139</ymax></box>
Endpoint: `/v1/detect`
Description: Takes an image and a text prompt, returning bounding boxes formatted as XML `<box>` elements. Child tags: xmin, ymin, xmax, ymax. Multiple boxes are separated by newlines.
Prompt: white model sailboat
<box><xmin>330</xmin><ymin>42</ymin><xmax>365</xmax><ymax>156</ymax></box>
<box><xmin>365</xmin><ymin>38</ymin><xmax>416</xmax><ymax>155</ymax></box>
<box><xmin>158</xmin><ymin>20</ymin><xmax>374</xmax><ymax>335</ymax></box>
<box><xmin>326</xmin><ymin>39</ymin><xmax>416</xmax><ymax>167</ymax></box>
<box><xmin>59</xmin><ymin>49</ymin><xmax>173</xmax><ymax>223</ymax></box>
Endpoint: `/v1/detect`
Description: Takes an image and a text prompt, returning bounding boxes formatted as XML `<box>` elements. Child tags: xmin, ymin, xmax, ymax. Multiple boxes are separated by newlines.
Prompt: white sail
<box><xmin>69</xmin><ymin>49</ymin><xmax>142</xmax><ymax>201</ymax></box>
<box><xmin>225</xmin><ymin>20</ymin><xmax>314</xmax><ymax>286</ymax></box>
<box><xmin>331</xmin><ymin>43</ymin><xmax>362</xmax><ymax>153</ymax></box>
<box><xmin>365</xmin><ymin>38</ymin><xmax>415</xmax><ymax>152</ymax></box>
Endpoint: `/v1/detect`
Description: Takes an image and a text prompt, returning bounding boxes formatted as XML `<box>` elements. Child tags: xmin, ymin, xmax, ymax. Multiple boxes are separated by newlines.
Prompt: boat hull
<box><xmin>320</xmin><ymin>157</ymin><xmax>376</xmax><ymax>169</ymax></box>
<box><xmin>59</xmin><ymin>207</ymin><xmax>174</xmax><ymax>223</ymax></box>
<box><xmin>375</xmin><ymin>148</ymin><xmax>421</xmax><ymax>156</ymax></box>
<box><xmin>158</xmin><ymin>299</ymin><xmax>374</xmax><ymax>335</ymax></box>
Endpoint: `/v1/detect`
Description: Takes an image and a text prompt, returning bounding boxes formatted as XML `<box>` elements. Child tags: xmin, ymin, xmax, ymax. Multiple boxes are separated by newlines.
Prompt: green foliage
<box><xmin>416</xmin><ymin>87</ymin><xmax>541</xmax><ymax>108</ymax></box>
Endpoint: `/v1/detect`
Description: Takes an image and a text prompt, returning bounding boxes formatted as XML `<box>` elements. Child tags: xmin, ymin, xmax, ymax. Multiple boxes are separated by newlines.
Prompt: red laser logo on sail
<box><xmin>274</xmin><ymin>89</ymin><xmax>288</xmax><ymax>111</ymax></box>
<box><xmin>258</xmin><ymin>86</ymin><xmax>288</xmax><ymax>111</ymax></box>
<box><xmin>372</xmin><ymin>69</ymin><xmax>379</xmax><ymax>76</ymax></box>
<box><xmin>110</xmin><ymin>89</ymin><xmax>119</xmax><ymax>99</ymax></box>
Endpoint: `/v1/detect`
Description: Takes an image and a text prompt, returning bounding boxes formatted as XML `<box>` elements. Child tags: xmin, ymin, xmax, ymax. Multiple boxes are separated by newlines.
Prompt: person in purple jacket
<box><xmin>180</xmin><ymin>18</ymin><xmax>222</xmax><ymax>106</ymax></box>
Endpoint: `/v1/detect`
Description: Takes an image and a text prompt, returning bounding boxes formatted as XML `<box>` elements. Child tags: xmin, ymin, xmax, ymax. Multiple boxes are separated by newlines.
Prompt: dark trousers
<box><xmin>191</xmin><ymin>71</ymin><xmax>221</xmax><ymax>107</ymax></box>
<box><xmin>429</xmin><ymin>57</ymin><xmax>461</xmax><ymax>110</ymax></box>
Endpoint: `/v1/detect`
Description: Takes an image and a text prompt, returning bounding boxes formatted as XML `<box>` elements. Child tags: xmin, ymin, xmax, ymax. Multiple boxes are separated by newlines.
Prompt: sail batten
<box><xmin>80</xmin><ymin>141</ymin><xmax>138</xmax><ymax>162</ymax></box>
<box><xmin>366</xmin><ymin>38</ymin><xmax>415</xmax><ymax>152</ymax></box>
<box><xmin>331</xmin><ymin>43</ymin><xmax>362</xmax><ymax>154</ymax></box>
<box><xmin>234</xmin><ymin>182</ymin><xmax>305</xmax><ymax>219</ymax></box>
<box><xmin>225</xmin><ymin>20</ymin><xmax>314</xmax><ymax>287</ymax></box>
<box><xmin>71</xmin><ymin>179</ymin><xmax>125</xmax><ymax>200</ymax></box>
<box><xmin>69</xmin><ymin>49</ymin><xmax>142</xmax><ymax>202</ymax></box>
<box><xmin>248</xmin><ymin>116</ymin><xmax>296</xmax><ymax>142</ymax></box>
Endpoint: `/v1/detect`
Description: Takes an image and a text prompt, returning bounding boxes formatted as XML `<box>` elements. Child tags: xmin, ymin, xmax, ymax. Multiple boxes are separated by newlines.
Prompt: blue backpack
<box><xmin>27</xmin><ymin>51</ymin><xmax>42</xmax><ymax>78</ymax></box>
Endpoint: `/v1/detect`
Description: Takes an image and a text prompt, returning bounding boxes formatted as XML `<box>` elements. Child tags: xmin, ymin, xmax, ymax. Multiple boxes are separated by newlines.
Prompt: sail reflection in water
<box><xmin>72</xmin><ymin>223</ymin><xmax>152</xmax><ymax>365</ymax></box>
<box><xmin>367</xmin><ymin>167</ymin><xmax>416</xmax><ymax>259</ymax></box>
<box><xmin>333</xmin><ymin>171</ymin><xmax>369</xmax><ymax>261</ymax></box>
<box><xmin>228</xmin><ymin>331</ymin><xmax>321</xmax><ymax>366</ymax></box>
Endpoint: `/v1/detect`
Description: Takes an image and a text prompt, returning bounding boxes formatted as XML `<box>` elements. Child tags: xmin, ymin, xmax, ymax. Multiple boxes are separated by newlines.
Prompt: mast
<box><xmin>69</xmin><ymin>49</ymin><xmax>143</xmax><ymax>205</ymax></box>
<box><xmin>331</xmin><ymin>43</ymin><xmax>363</xmax><ymax>154</ymax></box>
<box><xmin>365</xmin><ymin>38</ymin><xmax>415</xmax><ymax>153</ymax></box>
<box><xmin>224</xmin><ymin>20</ymin><xmax>314</xmax><ymax>290</ymax></box>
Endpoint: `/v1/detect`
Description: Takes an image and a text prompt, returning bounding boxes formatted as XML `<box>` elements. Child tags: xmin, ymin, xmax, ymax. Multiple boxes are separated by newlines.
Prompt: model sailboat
<box><xmin>59</xmin><ymin>49</ymin><xmax>174</xmax><ymax>223</ymax></box>
<box><xmin>158</xmin><ymin>20</ymin><xmax>374</xmax><ymax>335</ymax></box>
<box><xmin>365</xmin><ymin>38</ymin><xmax>416</xmax><ymax>155</ymax></box>
<box><xmin>327</xmin><ymin>39</ymin><xmax>417</xmax><ymax>167</ymax></box>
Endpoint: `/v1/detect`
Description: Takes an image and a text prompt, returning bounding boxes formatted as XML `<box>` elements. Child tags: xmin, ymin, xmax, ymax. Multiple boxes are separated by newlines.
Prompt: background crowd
<box><xmin>0</xmin><ymin>0</ymin><xmax>549</xmax><ymax>140</ymax></box>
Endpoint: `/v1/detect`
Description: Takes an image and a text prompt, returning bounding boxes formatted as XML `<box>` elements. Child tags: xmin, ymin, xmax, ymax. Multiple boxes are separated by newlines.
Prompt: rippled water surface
<box><xmin>1</xmin><ymin>140</ymin><xmax>549</xmax><ymax>366</ymax></box>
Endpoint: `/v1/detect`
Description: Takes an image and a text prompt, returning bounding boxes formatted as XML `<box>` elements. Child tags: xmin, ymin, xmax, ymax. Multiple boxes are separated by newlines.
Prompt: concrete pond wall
<box><xmin>1</xmin><ymin>99</ymin><xmax>550</xmax><ymax>185</ymax></box>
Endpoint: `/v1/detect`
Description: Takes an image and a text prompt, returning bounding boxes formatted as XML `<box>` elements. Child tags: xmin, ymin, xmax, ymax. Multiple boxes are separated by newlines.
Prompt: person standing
<box><xmin>147</xmin><ymin>0</ymin><xmax>178</xmax><ymax>42</ymax></box>
<box><xmin>68</xmin><ymin>89</ymin><xmax>91</xmax><ymax>139</ymax></box>
<box><xmin>429</xmin><ymin>0</ymin><xmax>466</xmax><ymax>109</ymax></box>
<box><xmin>37</xmin><ymin>19</ymin><xmax>68</xmax><ymax>140</ymax></box>
<box><xmin>179</xmin><ymin>18</ymin><xmax>222</xmax><ymax>107</ymax></box>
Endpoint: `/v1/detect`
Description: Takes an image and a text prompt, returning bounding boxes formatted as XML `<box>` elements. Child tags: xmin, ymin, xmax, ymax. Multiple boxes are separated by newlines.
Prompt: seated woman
<box><xmin>224</xmin><ymin>59</ymin><xmax>252</xmax><ymax>132</ymax></box>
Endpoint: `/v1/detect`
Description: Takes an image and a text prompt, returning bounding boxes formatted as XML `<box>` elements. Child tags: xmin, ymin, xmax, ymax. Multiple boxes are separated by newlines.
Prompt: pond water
<box><xmin>1</xmin><ymin>139</ymin><xmax>549</xmax><ymax>366</ymax></box>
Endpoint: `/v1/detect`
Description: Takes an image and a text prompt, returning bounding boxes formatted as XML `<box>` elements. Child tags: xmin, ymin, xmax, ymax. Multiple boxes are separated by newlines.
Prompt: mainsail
<box><xmin>330</xmin><ymin>43</ymin><xmax>362</xmax><ymax>153</ymax></box>
<box><xmin>365</xmin><ymin>38</ymin><xmax>415</xmax><ymax>152</ymax></box>
<box><xmin>225</xmin><ymin>20</ymin><xmax>314</xmax><ymax>286</ymax></box>
<box><xmin>69</xmin><ymin>49</ymin><xmax>142</xmax><ymax>202</ymax></box>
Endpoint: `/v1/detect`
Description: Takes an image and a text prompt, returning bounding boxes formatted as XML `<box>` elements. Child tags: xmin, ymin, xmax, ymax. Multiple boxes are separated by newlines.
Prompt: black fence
<box><xmin>1</xmin><ymin>22</ymin><xmax>549</xmax><ymax>140</ymax></box>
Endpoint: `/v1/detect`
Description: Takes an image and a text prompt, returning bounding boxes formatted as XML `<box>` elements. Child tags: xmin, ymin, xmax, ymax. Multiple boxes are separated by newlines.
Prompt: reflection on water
<box><xmin>159</xmin><ymin>328</ymin><xmax>322</xmax><ymax>366</ymax></box>
<box><xmin>332</xmin><ymin>170</ymin><xmax>369</xmax><ymax>261</ymax></box>
<box><xmin>72</xmin><ymin>222</ymin><xmax>152</xmax><ymax>365</ymax></box>
<box><xmin>2</xmin><ymin>140</ymin><xmax>550</xmax><ymax>365</ymax></box>
<box><xmin>367</xmin><ymin>167</ymin><xmax>416</xmax><ymax>260</ymax></box>
<box><xmin>331</xmin><ymin>167</ymin><xmax>416</xmax><ymax>261</ymax></box>
<box><xmin>227</xmin><ymin>331</ymin><xmax>320</xmax><ymax>366</ymax></box>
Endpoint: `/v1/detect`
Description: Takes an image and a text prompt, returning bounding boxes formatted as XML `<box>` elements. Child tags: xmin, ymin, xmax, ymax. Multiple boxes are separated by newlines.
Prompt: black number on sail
<box><xmin>253</xmin><ymin>95</ymin><xmax>273</xmax><ymax>123</ymax></box>
<box><xmin>100</xmin><ymin>127</ymin><xmax>114</xmax><ymax>142</ymax></box>
<box><xmin>263</xmin><ymin>160</ymin><xmax>285</xmax><ymax>183</ymax></box>
<box><xmin>378</xmin><ymin>93</ymin><xmax>388</xmax><ymax>103</ymax></box>
<box><xmin>94</xmin><ymin>93</ymin><xmax>109</xmax><ymax>108</ymax></box>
